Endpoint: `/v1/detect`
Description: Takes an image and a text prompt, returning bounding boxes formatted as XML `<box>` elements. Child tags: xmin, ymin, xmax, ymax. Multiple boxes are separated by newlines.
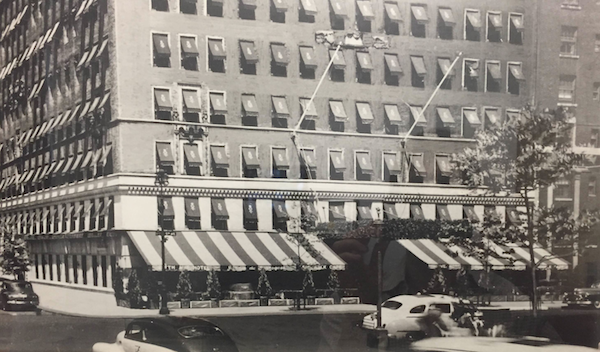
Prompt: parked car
<box><xmin>92</xmin><ymin>317</ymin><xmax>239</xmax><ymax>352</ymax></box>
<box><xmin>563</xmin><ymin>283</ymin><xmax>600</xmax><ymax>309</ymax></box>
<box><xmin>410</xmin><ymin>336</ymin><xmax>599</xmax><ymax>352</ymax></box>
<box><xmin>0</xmin><ymin>278</ymin><xmax>39</xmax><ymax>311</ymax></box>
<box><xmin>362</xmin><ymin>294</ymin><xmax>481</xmax><ymax>341</ymax></box>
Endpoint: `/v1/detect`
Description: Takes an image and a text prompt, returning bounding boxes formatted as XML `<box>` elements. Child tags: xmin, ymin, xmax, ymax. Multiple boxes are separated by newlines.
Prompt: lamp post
<box><xmin>372</xmin><ymin>209</ymin><xmax>388</xmax><ymax>350</ymax></box>
<box><xmin>155</xmin><ymin>168</ymin><xmax>175</xmax><ymax>315</ymax></box>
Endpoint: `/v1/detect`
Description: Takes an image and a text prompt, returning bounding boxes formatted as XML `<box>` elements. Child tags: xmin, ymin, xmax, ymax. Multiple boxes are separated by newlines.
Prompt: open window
<box><xmin>384</xmin><ymin>104</ymin><xmax>402</xmax><ymax>135</ymax></box>
<box><xmin>410</xmin><ymin>204</ymin><xmax>425</xmax><ymax>220</ymax></box>
<box><xmin>300</xmin><ymin>98</ymin><xmax>318</xmax><ymax>130</ymax></box>
<box><xmin>356</xmin><ymin>51</ymin><xmax>373</xmax><ymax>84</ymax></box>
<box><xmin>241</xmin><ymin>94</ymin><xmax>259</xmax><ymax>126</ymax></box>
<box><xmin>486</xmin><ymin>61</ymin><xmax>501</xmax><ymax>92</ymax></box>
<box><xmin>357</xmin><ymin>202</ymin><xmax>373</xmax><ymax>221</ymax></box>
<box><xmin>383</xmin><ymin>152</ymin><xmax>401</xmax><ymax>182</ymax></box>
<box><xmin>329</xmin><ymin>150</ymin><xmax>345</xmax><ymax>180</ymax></box>
<box><xmin>355</xmin><ymin>151</ymin><xmax>373</xmax><ymax>181</ymax></box>
<box><xmin>300</xmin><ymin>148</ymin><xmax>317</xmax><ymax>179</ymax></box>
<box><xmin>152</xmin><ymin>0</ymin><xmax>169</xmax><ymax>11</ymax></box>
<box><xmin>270</xmin><ymin>43</ymin><xmax>288</xmax><ymax>77</ymax></box>
<box><xmin>180</xmin><ymin>36</ymin><xmax>199</xmax><ymax>71</ymax></box>
<box><xmin>158</xmin><ymin>197</ymin><xmax>175</xmax><ymax>230</ymax></box>
<box><xmin>211</xmin><ymin>198</ymin><xmax>229</xmax><ymax>230</ymax></box>
<box><xmin>487</xmin><ymin>11</ymin><xmax>502</xmax><ymax>43</ymax></box>
<box><xmin>462</xmin><ymin>108</ymin><xmax>481</xmax><ymax>138</ymax></box>
<box><xmin>435</xmin><ymin>155</ymin><xmax>452</xmax><ymax>184</ymax></box>
<box><xmin>436</xmin><ymin>204</ymin><xmax>452</xmax><ymax>220</ymax></box>
<box><xmin>272</xmin><ymin>147</ymin><xmax>290</xmax><ymax>178</ymax></box>
<box><xmin>243</xmin><ymin>199</ymin><xmax>258</xmax><ymax>230</ymax></box>
<box><xmin>299</xmin><ymin>0</ymin><xmax>317</xmax><ymax>23</ymax></box>
<box><xmin>207</xmin><ymin>0</ymin><xmax>223</xmax><ymax>17</ymax></box>
<box><xmin>207</xmin><ymin>38</ymin><xmax>226</xmax><ymax>73</ymax></box>
<box><xmin>240</xmin><ymin>40</ymin><xmax>258</xmax><ymax>75</ymax></box>
<box><xmin>330</xmin><ymin>49</ymin><xmax>346</xmax><ymax>82</ymax></box>
<box><xmin>436</xmin><ymin>107</ymin><xmax>455</xmax><ymax>137</ymax></box>
<box><xmin>465</xmin><ymin>9</ymin><xmax>481</xmax><ymax>41</ymax></box>
<box><xmin>152</xmin><ymin>33</ymin><xmax>171</xmax><ymax>68</ymax></box>
<box><xmin>329</xmin><ymin>100</ymin><xmax>347</xmax><ymax>132</ymax></box>
<box><xmin>182</xmin><ymin>89</ymin><xmax>201</xmax><ymax>122</ymax></box>
<box><xmin>356</xmin><ymin>1</ymin><xmax>374</xmax><ymax>32</ymax></box>
<box><xmin>509</xmin><ymin>13</ymin><xmax>523</xmax><ymax>45</ymax></box>
<box><xmin>185</xmin><ymin>197</ymin><xmax>201</xmax><ymax>229</ymax></box>
<box><xmin>239</xmin><ymin>0</ymin><xmax>256</xmax><ymax>20</ymax></box>
<box><xmin>242</xmin><ymin>146</ymin><xmax>260</xmax><ymax>178</ymax></box>
<box><xmin>209</xmin><ymin>92</ymin><xmax>227</xmax><ymax>124</ymax></box>
<box><xmin>410</xmin><ymin>4</ymin><xmax>428</xmax><ymax>38</ymax></box>
<box><xmin>154</xmin><ymin>88</ymin><xmax>173</xmax><ymax>120</ymax></box>
<box><xmin>156</xmin><ymin>142</ymin><xmax>175</xmax><ymax>175</ymax></box>
<box><xmin>409</xmin><ymin>105</ymin><xmax>426</xmax><ymax>136</ymax></box>
<box><xmin>410</xmin><ymin>55</ymin><xmax>426</xmax><ymax>88</ymax></box>
<box><xmin>183</xmin><ymin>143</ymin><xmax>202</xmax><ymax>176</ymax></box>
<box><xmin>437</xmin><ymin>57</ymin><xmax>454</xmax><ymax>90</ymax></box>
<box><xmin>270</xmin><ymin>0</ymin><xmax>286</xmax><ymax>23</ymax></box>
<box><xmin>409</xmin><ymin>154</ymin><xmax>426</xmax><ymax>183</ymax></box>
<box><xmin>210</xmin><ymin>145</ymin><xmax>229</xmax><ymax>177</ymax></box>
<box><xmin>356</xmin><ymin>102</ymin><xmax>373</xmax><ymax>134</ymax></box>
<box><xmin>437</xmin><ymin>7</ymin><xmax>455</xmax><ymax>40</ymax></box>
<box><xmin>329</xmin><ymin>202</ymin><xmax>346</xmax><ymax>222</ymax></box>
<box><xmin>484</xmin><ymin>107</ymin><xmax>501</xmax><ymax>130</ymax></box>
<box><xmin>384</xmin><ymin>2</ymin><xmax>401</xmax><ymax>35</ymax></box>
<box><xmin>272</xmin><ymin>96</ymin><xmax>290</xmax><ymax>128</ymax></box>
<box><xmin>299</xmin><ymin>46</ymin><xmax>317</xmax><ymax>79</ymax></box>
<box><xmin>330</xmin><ymin>0</ymin><xmax>347</xmax><ymax>30</ymax></box>
<box><xmin>272</xmin><ymin>200</ymin><xmax>289</xmax><ymax>231</ymax></box>
<box><xmin>463</xmin><ymin>59</ymin><xmax>479</xmax><ymax>92</ymax></box>
<box><xmin>180</xmin><ymin>0</ymin><xmax>197</xmax><ymax>14</ymax></box>
<box><xmin>384</xmin><ymin>53</ymin><xmax>402</xmax><ymax>86</ymax></box>
<box><xmin>507</xmin><ymin>62</ymin><xmax>524</xmax><ymax>95</ymax></box>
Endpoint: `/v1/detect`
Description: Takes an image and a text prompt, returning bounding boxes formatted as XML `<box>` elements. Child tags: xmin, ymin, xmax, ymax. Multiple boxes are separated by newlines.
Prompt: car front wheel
<box><xmin>592</xmin><ymin>301</ymin><xmax>600</xmax><ymax>309</ymax></box>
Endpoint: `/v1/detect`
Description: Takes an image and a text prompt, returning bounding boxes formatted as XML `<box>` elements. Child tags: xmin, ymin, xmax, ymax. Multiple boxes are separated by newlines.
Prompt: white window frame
<box><xmin>152</xmin><ymin>85</ymin><xmax>173</xmax><ymax>120</ymax></box>
<box><xmin>299</xmin><ymin>147</ymin><xmax>316</xmax><ymax>179</ymax></box>
<box><xmin>150</xmin><ymin>31</ymin><xmax>171</xmax><ymax>65</ymax></box>
<box><xmin>179</xmin><ymin>140</ymin><xmax>203</xmax><ymax>176</ymax></box>
<box><xmin>382</xmin><ymin>150</ymin><xmax>401</xmax><ymax>183</ymax></box>
<box><xmin>270</xmin><ymin>146</ymin><xmax>288</xmax><ymax>178</ymax></box>
<box><xmin>506</xmin><ymin>61</ymin><xmax>523</xmax><ymax>94</ymax></box>
<box><xmin>484</xmin><ymin>59</ymin><xmax>501</xmax><ymax>93</ymax></box>
<box><xmin>205</xmin><ymin>35</ymin><xmax>226</xmax><ymax>73</ymax></box>
<box><xmin>482</xmin><ymin>106</ymin><xmax>501</xmax><ymax>130</ymax></box>
<box><xmin>354</xmin><ymin>149</ymin><xmax>371</xmax><ymax>180</ymax></box>
<box><xmin>207</xmin><ymin>89</ymin><xmax>226</xmax><ymax>123</ymax></box>
<box><xmin>558</xmin><ymin>75</ymin><xmax>576</xmax><ymax>103</ymax></box>
<box><xmin>155</xmin><ymin>139</ymin><xmax>175</xmax><ymax>173</ymax></box>
<box><xmin>560</xmin><ymin>26</ymin><xmax>578</xmax><ymax>56</ymax></box>
<box><xmin>461</xmin><ymin>107</ymin><xmax>477</xmax><ymax>137</ymax></box>
<box><xmin>407</xmin><ymin>152</ymin><xmax>424</xmax><ymax>182</ymax></box>
<box><xmin>508</xmin><ymin>12</ymin><xmax>523</xmax><ymax>44</ymax></box>
<box><xmin>178</xmin><ymin>33</ymin><xmax>198</xmax><ymax>70</ymax></box>
<box><xmin>462</xmin><ymin>58</ymin><xmax>479</xmax><ymax>90</ymax></box>
<box><xmin>179</xmin><ymin>85</ymin><xmax>201</xmax><ymax>121</ymax></box>
<box><xmin>240</xmin><ymin>144</ymin><xmax>259</xmax><ymax>178</ymax></box>
<box><xmin>485</xmin><ymin>10</ymin><xmax>502</xmax><ymax>43</ymax></box>
<box><xmin>328</xmin><ymin>148</ymin><xmax>344</xmax><ymax>180</ymax></box>
<box><xmin>209</xmin><ymin>143</ymin><xmax>228</xmax><ymax>176</ymax></box>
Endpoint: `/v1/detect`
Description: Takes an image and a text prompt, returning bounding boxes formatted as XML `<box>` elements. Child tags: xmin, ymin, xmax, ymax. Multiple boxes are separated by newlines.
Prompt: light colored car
<box><xmin>362</xmin><ymin>294</ymin><xmax>467</xmax><ymax>340</ymax></box>
<box><xmin>410</xmin><ymin>336</ymin><xmax>599</xmax><ymax>351</ymax></box>
<box><xmin>92</xmin><ymin>317</ymin><xmax>238</xmax><ymax>352</ymax></box>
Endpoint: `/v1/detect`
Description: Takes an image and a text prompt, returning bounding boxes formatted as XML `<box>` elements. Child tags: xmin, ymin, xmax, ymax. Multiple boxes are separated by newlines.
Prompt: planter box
<box><xmin>239</xmin><ymin>299</ymin><xmax>259</xmax><ymax>307</ymax></box>
<box><xmin>316</xmin><ymin>298</ymin><xmax>334</xmax><ymax>305</ymax></box>
<box><xmin>268</xmin><ymin>299</ymin><xmax>287</xmax><ymax>306</ymax></box>
<box><xmin>515</xmin><ymin>295</ymin><xmax>529</xmax><ymax>301</ymax></box>
<box><xmin>219</xmin><ymin>300</ymin><xmax>239</xmax><ymax>308</ymax></box>
<box><xmin>167</xmin><ymin>301</ymin><xmax>181</xmax><ymax>309</ymax></box>
<box><xmin>191</xmin><ymin>300</ymin><xmax>212</xmax><ymax>309</ymax></box>
<box><xmin>180</xmin><ymin>299</ymin><xmax>191</xmax><ymax>309</ymax></box>
<box><xmin>341</xmin><ymin>297</ymin><xmax>360</xmax><ymax>305</ymax></box>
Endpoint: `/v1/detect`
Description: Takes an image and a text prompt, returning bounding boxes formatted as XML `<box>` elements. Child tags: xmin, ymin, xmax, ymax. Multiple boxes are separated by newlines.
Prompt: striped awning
<box><xmin>396</xmin><ymin>239</ymin><xmax>568</xmax><ymax>271</ymax></box>
<box><xmin>128</xmin><ymin>231</ymin><xmax>346</xmax><ymax>271</ymax></box>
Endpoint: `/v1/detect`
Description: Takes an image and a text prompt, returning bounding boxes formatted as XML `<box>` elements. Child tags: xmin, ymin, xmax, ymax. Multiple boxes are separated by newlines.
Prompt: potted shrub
<box><xmin>327</xmin><ymin>270</ymin><xmax>341</xmax><ymax>304</ymax></box>
<box><xmin>206</xmin><ymin>270</ymin><xmax>221</xmax><ymax>307</ymax></box>
<box><xmin>176</xmin><ymin>271</ymin><xmax>193</xmax><ymax>308</ymax></box>
<box><xmin>127</xmin><ymin>269</ymin><xmax>143</xmax><ymax>309</ymax></box>
<box><xmin>113</xmin><ymin>267</ymin><xmax>128</xmax><ymax>307</ymax></box>
<box><xmin>256</xmin><ymin>269</ymin><xmax>273</xmax><ymax>306</ymax></box>
<box><xmin>302</xmin><ymin>269</ymin><xmax>316</xmax><ymax>306</ymax></box>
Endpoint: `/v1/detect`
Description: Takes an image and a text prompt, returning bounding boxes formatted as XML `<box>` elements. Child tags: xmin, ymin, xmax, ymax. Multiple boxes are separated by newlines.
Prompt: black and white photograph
<box><xmin>1</xmin><ymin>0</ymin><xmax>600</xmax><ymax>351</ymax></box>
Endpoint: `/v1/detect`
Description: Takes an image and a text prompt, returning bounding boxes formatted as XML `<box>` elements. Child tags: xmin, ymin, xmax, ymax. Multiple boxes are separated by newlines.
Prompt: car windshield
<box><xmin>178</xmin><ymin>325</ymin><xmax>223</xmax><ymax>339</ymax></box>
<box><xmin>382</xmin><ymin>301</ymin><xmax>402</xmax><ymax>310</ymax></box>
<box><xmin>5</xmin><ymin>282</ymin><xmax>31</xmax><ymax>292</ymax></box>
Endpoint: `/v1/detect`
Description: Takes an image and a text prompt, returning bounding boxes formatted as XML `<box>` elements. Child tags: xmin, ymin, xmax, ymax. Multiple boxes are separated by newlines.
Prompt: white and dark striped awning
<box><xmin>396</xmin><ymin>239</ymin><xmax>569</xmax><ymax>271</ymax></box>
<box><xmin>128</xmin><ymin>231</ymin><xmax>346</xmax><ymax>271</ymax></box>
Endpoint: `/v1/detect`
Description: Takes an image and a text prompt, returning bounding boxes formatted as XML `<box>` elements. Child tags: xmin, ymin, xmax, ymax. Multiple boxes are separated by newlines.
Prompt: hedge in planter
<box><xmin>177</xmin><ymin>271</ymin><xmax>194</xmax><ymax>308</ymax></box>
<box><xmin>127</xmin><ymin>269</ymin><xmax>143</xmax><ymax>309</ymax></box>
<box><xmin>206</xmin><ymin>270</ymin><xmax>221</xmax><ymax>301</ymax></box>
<box><xmin>327</xmin><ymin>270</ymin><xmax>341</xmax><ymax>304</ymax></box>
<box><xmin>256</xmin><ymin>268</ymin><xmax>273</xmax><ymax>306</ymax></box>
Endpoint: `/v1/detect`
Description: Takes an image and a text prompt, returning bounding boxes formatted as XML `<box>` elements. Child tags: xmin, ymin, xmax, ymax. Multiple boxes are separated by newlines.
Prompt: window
<box><xmin>329</xmin><ymin>0</ymin><xmax>347</xmax><ymax>30</ymax></box>
<box><xmin>243</xmin><ymin>199</ymin><xmax>258</xmax><ymax>230</ymax></box>
<box><xmin>509</xmin><ymin>13</ymin><xmax>523</xmax><ymax>45</ymax></box>
<box><xmin>356</xmin><ymin>51</ymin><xmax>373</xmax><ymax>84</ymax></box>
<box><xmin>329</xmin><ymin>202</ymin><xmax>346</xmax><ymax>222</ymax></box>
<box><xmin>356</xmin><ymin>102</ymin><xmax>373</xmax><ymax>134</ymax></box>
<box><xmin>180</xmin><ymin>0</ymin><xmax>197</xmax><ymax>14</ymax></box>
<box><xmin>329</xmin><ymin>150</ymin><xmax>345</xmax><ymax>180</ymax></box>
<box><xmin>384</xmin><ymin>53</ymin><xmax>401</xmax><ymax>86</ymax></box>
<box><xmin>156</xmin><ymin>142</ymin><xmax>175</xmax><ymax>175</ymax></box>
<box><xmin>410</xmin><ymin>204</ymin><xmax>425</xmax><ymax>220</ymax></box>
<box><xmin>484</xmin><ymin>108</ymin><xmax>501</xmax><ymax>130</ymax></box>
<box><xmin>435</xmin><ymin>155</ymin><xmax>451</xmax><ymax>184</ymax></box>
<box><xmin>595</xmin><ymin>35</ymin><xmax>600</xmax><ymax>53</ymax></box>
<box><xmin>207</xmin><ymin>37</ymin><xmax>226</xmax><ymax>73</ymax></box>
<box><xmin>462</xmin><ymin>108</ymin><xmax>481</xmax><ymax>138</ymax></box>
<box><xmin>241</xmin><ymin>146</ymin><xmax>260</xmax><ymax>178</ymax></box>
<box><xmin>300</xmin><ymin>148</ymin><xmax>317</xmax><ymax>179</ymax></box>
<box><xmin>272</xmin><ymin>96</ymin><xmax>290</xmax><ymax>128</ymax></box>
<box><xmin>152</xmin><ymin>33</ymin><xmax>171</xmax><ymax>68</ymax></box>
<box><xmin>384</xmin><ymin>104</ymin><xmax>402</xmax><ymax>135</ymax></box>
<box><xmin>183</xmin><ymin>143</ymin><xmax>202</xmax><ymax>175</ymax></box>
<box><xmin>591</xmin><ymin>129</ymin><xmax>599</xmax><ymax>148</ymax></box>
<box><xmin>555</xmin><ymin>179</ymin><xmax>571</xmax><ymax>199</ymax></box>
<box><xmin>384</xmin><ymin>2</ymin><xmax>401</xmax><ymax>35</ymax></box>
<box><xmin>410</xmin><ymin>305</ymin><xmax>426</xmax><ymax>314</ymax></box>
<box><xmin>465</xmin><ymin>9</ymin><xmax>481</xmax><ymax>41</ymax></box>
<box><xmin>330</xmin><ymin>49</ymin><xmax>346</xmax><ymax>82</ymax></box>
<box><xmin>273</xmin><ymin>200</ymin><xmax>289</xmax><ymax>231</ymax></box>
<box><xmin>241</xmin><ymin>94</ymin><xmax>259</xmax><ymax>126</ymax></box>
<box><xmin>507</xmin><ymin>62</ymin><xmax>524</xmax><ymax>95</ymax></box>
<box><xmin>486</xmin><ymin>61</ymin><xmax>501</xmax><ymax>92</ymax></box>
<box><xmin>239</xmin><ymin>0</ymin><xmax>256</xmax><ymax>20</ymax></box>
<box><xmin>595</xmin><ymin>83</ymin><xmax>600</xmax><ymax>101</ymax></box>
<box><xmin>211</xmin><ymin>198</ymin><xmax>229</xmax><ymax>230</ymax></box>
<box><xmin>270</xmin><ymin>0</ymin><xmax>286</xmax><ymax>23</ymax></box>
<box><xmin>209</xmin><ymin>92</ymin><xmax>227</xmax><ymax>124</ymax></box>
<box><xmin>272</xmin><ymin>147</ymin><xmax>289</xmax><ymax>178</ymax></box>
<box><xmin>211</xmin><ymin>145</ymin><xmax>229</xmax><ymax>177</ymax></box>
<box><xmin>410</xmin><ymin>4</ymin><xmax>428</xmax><ymax>38</ymax></box>
<box><xmin>299</xmin><ymin>0</ymin><xmax>317</xmax><ymax>22</ymax></box>
<box><xmin>152</xmin><ymin>0</ymin><xmax>169</xmax><ymax>11</ymax></box>
<box><xmin>410</xmin><ymin>56</ymin><xmax>426</xmax><ymax>88</ymax></box>
<box><xmin>329</xmin><ymin>100</ymin><xmax>347</xmax><ymax>132</ymax></box>
<box><xmin>300</xmin><ymin>98</ymin><xmax>317</xmax><ymax>130</ymax></box>
<box><xmin>436</xmin><ymin>107</ymin><xmax>455</xmax><ymax>137</ymax></box>
<box><xmin>590</xmin><ymin>177</ymin><xmax>597</xmax><ymax>197</ymax></box>
<box><xmin>185</xmin><ymin>197</ymin><xmax>201</xmax><ymax>229</ymax></box>
<box><xmin>271</xmin><ymin>43</ymin><xmax>288</xmax><ymax>77</ymax></box>
<box><xmin>437</xmin><ymin>7</ymin><xmax>455</xmax><ymax>40</ymax></box>
<box><xmin>436</xmin><ymin>57</ymin><xmax>453</xmax><ymax>90</ymax></box>
<box><xmin>558</xmin><ymin>75</ymin><xmax>576</xmax><ymax>103</ymax></box>
<box><xmin>299</xmin><ymin>46</ymin><xmax>317</xmax><ymax>79</ymax></box>
<box><xmin>357</xmin><ymin>202</ymin><xmax>373</xmax><ymax>221</ymax></box>
<box><xmin>180</xmin><ymin>36</ymin><xmax>199</xmax><ymax>71</ymax></box>
<box><xmin>355</xmin><ymin>151</ymin><xmax>373</xmax><ymax>181</ymax></box>
<box><xmin>356</xmin><ymin>1</ymin><xmax>374</xmax><ymax>32</ymax></box>
<box><xmin>182</xmin><ymin>89</ymin><xmax>201</xmax><ymax>122</ymax></box>
<box><xmin>463</xmin><ymin>59</ymin><xmax>479</xmax><ymax>92</ymax></box>
<box><xmin>409</xmin><ymin>105</ymin><xmax>426</xmax><ymax>136</ymax></box>
<box><xmin>207</xmin><ymin>0</ymin><xmax>223</xmax><ymax>17</ymax></box>
<box><xmin>409</xmin><ymin>154</ymin><xmax>425</xmax><ymax>183</ymax></box>
<box><xmin>158</xmin><ymin>197</ymin><xmax>175</xmax><ymax>230</ymax></box>
<box><xmin>154</xmin><ymin>88</ymin><xmax>173</xmax><ymax>120</ymax></box>
<box><xmin>240</xmin><ymin>40</ymin><xmax>258</xmax><ymax>75</ymax></box>
<box><xmin>383</xmin><ymin>152</ymin><xmax>401</xmax><ymax>182</ymax></box>
<box><xmin>487</xmin><ymin>11</ymin><xmax>502</xmax><ymax>43</ymax></box>
<box><xmin>560</xmin><ymin>26</ymin><xmax>577</xmax><ymax>56</ymax></box>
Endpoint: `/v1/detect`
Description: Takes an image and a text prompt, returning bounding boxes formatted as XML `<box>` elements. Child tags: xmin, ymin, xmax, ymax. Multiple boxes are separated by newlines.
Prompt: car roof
<box><xmin>131</xmin><ymin>317</ymin><xmax>216</xmax><ymax>329</ymax></box>
<box><xmin>386</xmin><ymin>294</ymin><xmax>459</xmax><ymax>306</ymax></box>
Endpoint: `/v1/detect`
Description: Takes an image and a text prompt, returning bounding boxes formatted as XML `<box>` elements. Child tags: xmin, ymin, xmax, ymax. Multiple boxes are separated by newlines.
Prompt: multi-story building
<box><xmin>536</xmin><ymin>0</ymin><xmax>600</xmax><ymax>284</ymax></box>
<box><xmin>0</xmin><ymin>0</ymin><xmax>544</xmax><ymax>304</ymax></box>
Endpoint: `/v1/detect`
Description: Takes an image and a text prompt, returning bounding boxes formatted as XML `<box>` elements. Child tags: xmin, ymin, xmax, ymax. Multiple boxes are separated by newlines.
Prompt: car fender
<box><xmin>92</xmin><ymin>331</ymin><xmax>126</xmax><ymax>352</ymax></box>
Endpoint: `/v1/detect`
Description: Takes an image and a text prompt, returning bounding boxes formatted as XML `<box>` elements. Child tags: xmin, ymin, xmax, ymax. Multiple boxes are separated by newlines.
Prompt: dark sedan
<box><xmin>93</xmin><ymin>317</ymin><xmax>239</xmax><ymax>352</ymax></box>
<box><xmin>0</xmin><ymin>279</ymin><xmax>39</xmax><ymax>311</ymax></box>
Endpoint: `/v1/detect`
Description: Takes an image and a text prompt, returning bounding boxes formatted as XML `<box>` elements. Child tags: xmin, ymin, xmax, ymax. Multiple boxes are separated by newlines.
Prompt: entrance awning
<box><xmin>127</xmin><ymin>231</ymin><xmax>346</xmax><ymax>271</ymax></box>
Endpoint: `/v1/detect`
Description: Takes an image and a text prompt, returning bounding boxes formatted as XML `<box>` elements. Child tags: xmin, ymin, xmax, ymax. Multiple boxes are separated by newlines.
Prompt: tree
<box><xmin>205</xmin><ymin>270</ymin><xmax>221</xmax><ymax>300</ymax></box>
<box><xmin>302</xmin><ymin>269</ymin><xmax>316</xmax><ymax>297</ymax></box>
<box><xmin>327</xmin><ymin>270</ymin><xmax>340</xmax><ymax>292</ymax></box>
<box><xmin>176</xmin><ymin>271</ymin><xmax>193</xmax><ymax>300</ymax></box>
<box><xmin>256</xmin><ymin>268</ymin><xmax>273</xmax><ymax>297</ymax></box>
<box><xmin>424</xmin><ymin>267</ymin><xmax>448</xmax><ymax>294</ymax></box>
<box><xmin>127</xmin><ymin>269</ymin><xmax>143</xmax><ymax>309</ymax></box>
<box><xmin>113</xmin><ymin>267</ymin><xmax>125</xmax><ymax>302</ymax></box>
<box><xmin>1</xmin><ymin>235</ymin><xmax>30</xmax><ymax>280</ymax></box>
<box><xmin>452</xmin><ymin>106</ymin><xmax>586</xmax><ymax>316</ymax></box>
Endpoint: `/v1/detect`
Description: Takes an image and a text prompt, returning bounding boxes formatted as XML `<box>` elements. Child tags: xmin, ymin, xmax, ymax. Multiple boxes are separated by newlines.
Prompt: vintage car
<box><xmin>563</xmin><ymin>283</ymin><xmax>600</xmax><ymax>308</ymax></box>
<box><xmin>0</xmin><ymin>278</ymin><xmax>39</xmax><ymax>311</ymax></box>
<box><xmin>409</xmin><ymin>336</ymin><xmax>600</xmax><ymax>352</ymax></box>
<box><xmin>92</xmin><ymin>317</ymin><xmax>239</xmax><ymax>352</ymax></box>
<box><xmin>362</xmin><ymin>294</ymin><xmax>479</xmax><ymax>341</ymax></box>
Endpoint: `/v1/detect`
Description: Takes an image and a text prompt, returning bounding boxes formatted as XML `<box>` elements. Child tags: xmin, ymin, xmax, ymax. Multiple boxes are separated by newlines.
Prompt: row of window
<box><xmin>32</xmin><ymin>253</ymin><xmax>117</xmax><ymax>288</ymax></box>
<box><xmin>151</xmin><ymin>0</ymin><xmax>524</xmax><ymax>45</ymax></box>
<box><xmin>153</xmin><ymin>87</ymin><xmax>520</xmax><ymax>136</ymax></box>
<box><xmin>152</xmin><ymin>33</ymin><xmax>525</xmax><ymax>94</ymax></box>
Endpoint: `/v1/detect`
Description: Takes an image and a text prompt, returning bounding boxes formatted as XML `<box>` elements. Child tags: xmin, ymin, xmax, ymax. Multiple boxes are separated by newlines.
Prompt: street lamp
<box><xmin>372</xmin><ymin>209</ymin><xmax>388</xmax><ymax>350</ymax></box>
<box><xmin>155</xmin><ymin>168</ymin><xmax>175</xmax><ymax>315</ymax></box>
